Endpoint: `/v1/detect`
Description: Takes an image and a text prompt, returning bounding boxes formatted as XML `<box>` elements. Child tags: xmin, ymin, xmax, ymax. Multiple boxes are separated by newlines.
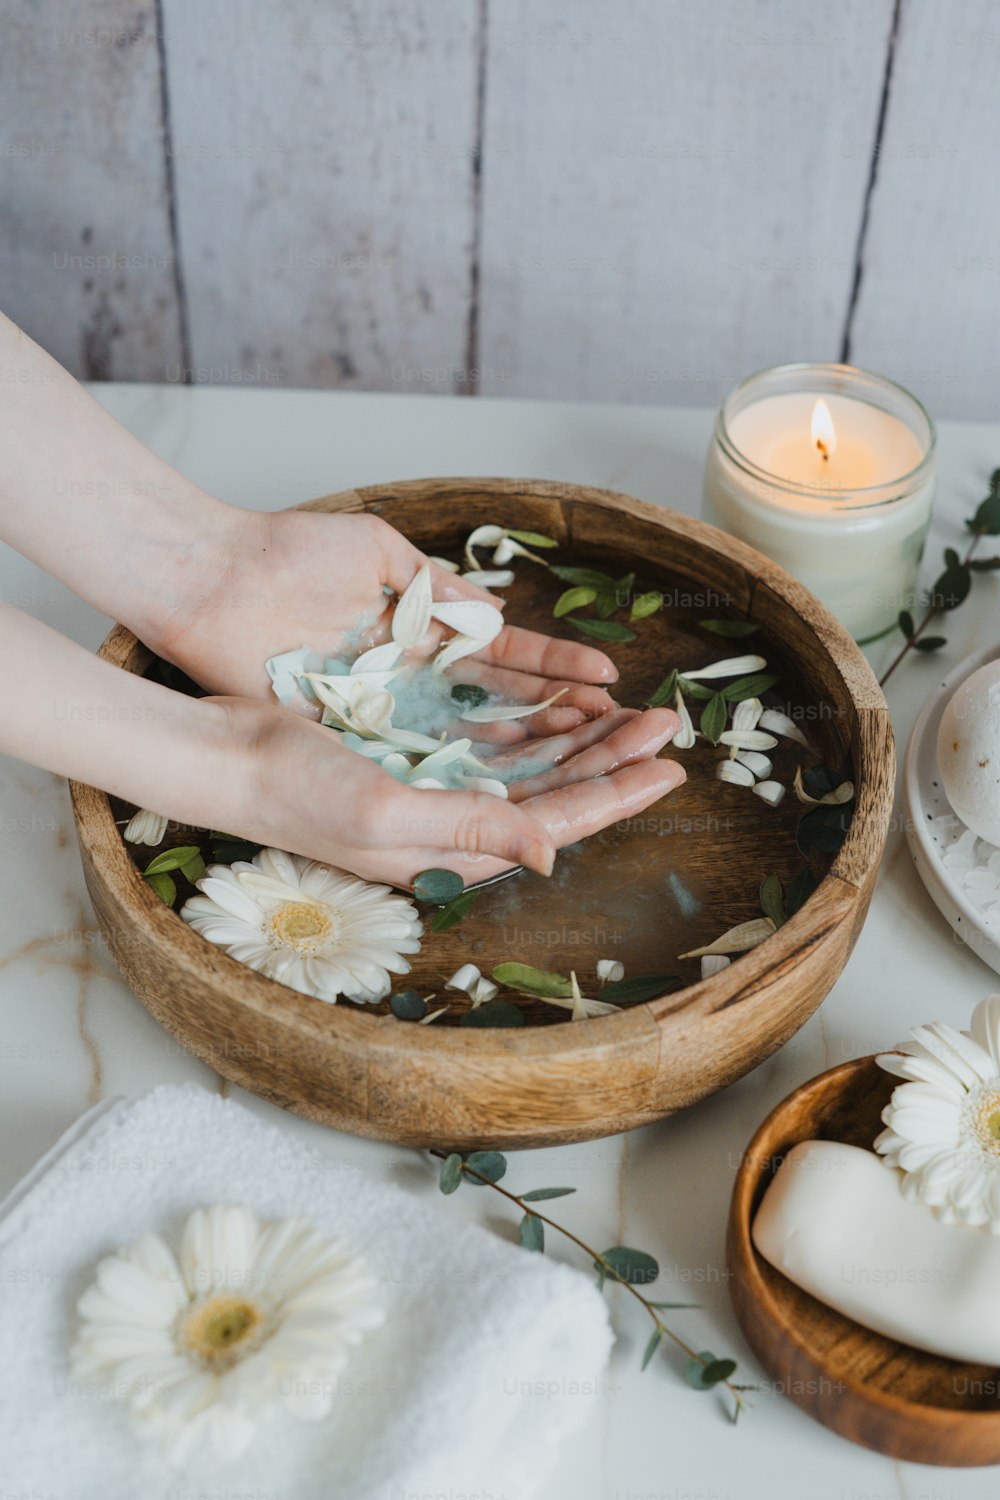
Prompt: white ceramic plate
<box><xmin>904</xmin><ymin>642</ymin><xmax>1000</xmax><ymax>975</ymax></box>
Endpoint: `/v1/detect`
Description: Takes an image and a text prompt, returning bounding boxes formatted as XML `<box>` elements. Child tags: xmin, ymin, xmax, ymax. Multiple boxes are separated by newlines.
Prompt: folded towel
<box><xmin>0</xmin><ymin>1084</ymin><xmax>613</xmax><ymax>1498</ymax></box>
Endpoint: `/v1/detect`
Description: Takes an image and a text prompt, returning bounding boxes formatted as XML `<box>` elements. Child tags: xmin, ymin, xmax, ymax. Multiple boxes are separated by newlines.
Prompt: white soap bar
<box><xmin>752</xmin><ymin>1140</ymin><xmax>1000</xmax><ymax>1365</ymax></box>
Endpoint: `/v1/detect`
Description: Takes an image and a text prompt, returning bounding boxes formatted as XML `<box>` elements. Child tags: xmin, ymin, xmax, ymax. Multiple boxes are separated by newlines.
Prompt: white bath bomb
<box><xmin>937</xmin><ymin>660</ymin><xmax>1000</xmax><ymax>845</ymax></box>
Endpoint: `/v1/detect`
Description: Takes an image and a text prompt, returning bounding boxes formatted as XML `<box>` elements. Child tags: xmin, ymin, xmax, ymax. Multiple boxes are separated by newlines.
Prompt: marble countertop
<box><xmin>3</xmin><ymin>381</ymin><xmax>998</xmax><ymax>1499</ymax></box>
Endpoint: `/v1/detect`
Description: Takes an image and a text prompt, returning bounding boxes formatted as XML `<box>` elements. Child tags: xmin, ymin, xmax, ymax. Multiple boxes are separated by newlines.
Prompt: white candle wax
<box><xmin>703</xmin><ymin>367</ymin><xmax>936</xmax><ymax>644</ymax></box>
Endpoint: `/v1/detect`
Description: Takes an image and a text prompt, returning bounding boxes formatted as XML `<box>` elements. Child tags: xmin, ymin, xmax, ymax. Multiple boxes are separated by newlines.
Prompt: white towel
<box><xmin>0</xmin><ymin>1084</ymin><xmax>613</xmax><ymax>1498</ymax></box>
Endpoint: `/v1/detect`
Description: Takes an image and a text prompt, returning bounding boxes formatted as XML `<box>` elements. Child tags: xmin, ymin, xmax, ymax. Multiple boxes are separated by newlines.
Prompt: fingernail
<box><xmin>525</xmin><ymin>840</ymin><xmax>555</xmax><ymax>877</ymax></box>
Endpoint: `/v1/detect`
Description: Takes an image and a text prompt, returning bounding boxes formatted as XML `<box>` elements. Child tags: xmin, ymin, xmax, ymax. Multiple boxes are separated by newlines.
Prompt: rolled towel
<box><xmin>0</xmin><ymin>1084</ymin><xmax>612</xmax><ymax>1498</ymax></box>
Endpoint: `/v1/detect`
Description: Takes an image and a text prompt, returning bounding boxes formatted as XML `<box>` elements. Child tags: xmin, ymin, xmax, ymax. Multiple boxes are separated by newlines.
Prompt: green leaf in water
<box><xmin>554</xmin><ymin>586</ymin><xmax>598</xmax><ymax>617</ymax></box>
<box><xmin>595</xmin><ymin>593</ymin><xmax>619</xmax><ymax>619</ymax></box>
<box><xmin>493</xmin><ymin>962</ymin><xmax>572</xmax><ymax>997</ymax></box>
<box><xmin>550</xmin><ymin>564</ymin><xmax>620</xmax><ymax>590</ymax></box>
<box><xmin>210</xmin><ymin>837</ymin><xmax>263</xmax><ymax>865</ymax></box>
<box><xmin>646</xmin><ymin>668</ymin><xmax>678</xmax><ymax>708</ymax></box>
<box><xmin>571</xmin><ymin>618</ymin><xmax>637</xmax><ymax>642</ymax></box>
<box><xmin>412</xmin><ymin>868</ymin><xmax>465</xmax><ymax>906</ymax></box>
<box><xmin>450</xmin><ymin>683</ymin><xmax>489</xmax><ymax>708</ymax></box>
<box><xmin>898</xmin><ymin>610</ymin><xmax>915</xmax><ymax>640</ymax></box>
<box><xmin>759</xmin><ymin>874</ymin><xmax>786</xmax><ymax>928</ymax></box>
<box><xmin>630</xmin><ymin>592</ymin><xmax>663</xmax><ymax>621</ymax></box>
<box><xmin>914</xmin><ymin>636</ymin><xmax>948</xmax><ymax>653</ymax></box>
<box><xmin>505</xmin><ymin>529</ymin><xmax>558</xmax><ymax>548</ymax></box>
<box><xmin>700</xmin><ymin>692</ymin><xmax>728</xmax><ymax>744</ymax></box>
<box><xmin>600</xmin><ymin>974</ymin><xmax>681</xmax><ymax>1005</ymax></box>
<box><xmin>699</xmin><ymin>619</ymin><xmax>759</xmax><ymax>638</ymax></box>
<box><xmin>785</xmin><ymin>865</ymin><xmax>818</xmax><ymax>918</ymax></box>
<box><xmin>430</xmin><ymin>889</ymin><xmax>478</xmax><ymax>932</ymax></box>
<box><xmin>459</xmin><ymin>1000</ymin><xmax>526</xmax><ymax>1028</ymax></box>
<box><xmin>676</xmin><ymin>675</ymin><xmax>714</xmax><ymax>700</ymax></box>
<box><xmin>722</xmin><ymin>673</ymin><xmax>779</xmax><ymax>702</ymax></box>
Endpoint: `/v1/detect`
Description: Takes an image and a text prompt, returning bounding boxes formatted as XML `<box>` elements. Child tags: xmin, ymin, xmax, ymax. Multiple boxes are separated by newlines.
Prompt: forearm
<box><xmin>0</xmin><ymin>312</ymin><xmax>246</xmax><ymax>652</ymax></box>
<box><xmin>0</xmin><ymin>602</ymin><xmax>242</xmax><ymax>831</ymax></box>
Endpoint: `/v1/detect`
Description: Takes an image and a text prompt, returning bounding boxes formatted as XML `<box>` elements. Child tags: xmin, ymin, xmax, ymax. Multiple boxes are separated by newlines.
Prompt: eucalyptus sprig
<box><xmin>880</xmin><ymin>470</ymin><xmax>1000</xmax><ymax>687</ymax></box>
<box><xmin>430</xmin><ymin>1148</ymin><xmax>752</xmax><ymax>1421</ymax></box>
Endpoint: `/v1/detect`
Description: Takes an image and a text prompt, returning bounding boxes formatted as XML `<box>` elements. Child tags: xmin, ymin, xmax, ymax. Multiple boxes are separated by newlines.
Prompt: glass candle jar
<box><xmin>702</xmin><ymin>363</ymin><xmax>937</xmax><ymax>644</ymax></box>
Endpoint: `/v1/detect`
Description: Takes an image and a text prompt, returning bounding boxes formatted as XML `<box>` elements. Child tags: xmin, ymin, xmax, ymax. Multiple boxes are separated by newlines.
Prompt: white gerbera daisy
<box><xmin>875</xmin><ymin>994</ymin><xmax>1000</xmax><ymax>1231</ymax></box>
<box><xmin>123</xmin><ymin>807</ymin><xmax>169</xmax><ymax>846</ymax></box>
<box><xmin>180</xmin><ymin>848</ymin><xmax>422</xmax><ymax>1004</ymax></box>
<box><xmin>71</xmin><ymin>1203</ymin><xmax>384</xmax><ymax>1466</ymax></box>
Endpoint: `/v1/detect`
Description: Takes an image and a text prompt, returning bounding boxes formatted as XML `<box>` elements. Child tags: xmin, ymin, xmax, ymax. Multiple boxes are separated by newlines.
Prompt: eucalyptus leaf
<box><xmin>571</xmin><ymin>618</ymin><xmax>636</xmax><ymax>642</ymax></box>
<box><xmin>600</xmin><ymin>974</ymin><xmax>681</xmax><ymax>1005</ymax></box>
<box><xmin>914</xmin><ymin>636</ymin><xmax>948</xmax><ymax>653</ymax></box>
<box><xmin>144</xmin><ymin>845</ymin><xmax>203</xmax><ymax>877</ymax></box>
<box><xmin>493</xmin><ymin>962</ymin><xmax>572</xmax><ymax>997</ymax></box>
<box><xmin>759</xmin><ymin>874</ymin><xmax>786</xmax><ymax>928</ymax></box>
<box><xmin>550</xmin><ymin>564</ymin><xmax>620</xmax><ymax>590</ymax></box>
<box><xmin>505</xmin><ymin>529</ymin><xmax>558</xmax><ymax>548</ymax></box>
<box><xmin>438</xmin><ymin>1153</ymin><xmax>464</xmax><ymax>1194</ymax></box>
<box><xmin>970</xmin><ymin>491</ymin><xmax>1000</xmax><ymax>535</ymax></box>
<box><xmin>450</xmin><ymin>683</ymin><xmax>489</xmax><ymax>708</ymax></box>
<box><xmin>686</xmin><ymin>1352</ymin><xmax>737</xmax><ymax>1390</ymax></box>
<box><xmin>699</xmin><ymin>619</ymin><xmax>759</xmax><ymax>638</ymax></box>
<box><xmin>554</xmin><ymin>586</ymin><xmax>598</xmax><ymax>617</ymax></box>
<box><xmin>391</xmin><ymin>990</ymin><xmax>427</xmax><ymax>1021</ymax></box>
<box><xmin>146</xmin><ymin>872</ymin><xmax>176</xmax><ymax>906</ymax></box>
<box><xmin>519</xmin><ymin>1213</ymin><xmax>545</xmax><ymax>1252</ymax></box>
<box><xmin>520</xmin><ymin>1186</ymin><xmax>577</xmax><ymax>1201</ymax></box>
<box><xmin>465</xmin><ymin>1150</ymin><xmax>507</xmax><ymax>1184</ymax></box>
<box><xmin>898</xmin><ymin>609</ymin><xmax>915</xmax><ymax>639</ymax></box>
<box><xmin>969</xmin><ymin>556</ymin><xmax>1000</xmax><ymax>571</ymax></box>
<box><xmin>646</xmin><ymin>669</ymin><xmax>678</xmax><ymax>708</ymax></box>
<box><xmin>413</xmin><ymin>868</ymin><xmax>465</xmax><ymax>906</ymax></box>
<box><xmin>595</xmin><ymin>1246</ymin><xmax>659</xmax><ymax>1285</ymax></box>
<box><xmin>459</xmin><ymin>1000</ymin><xmax>526</xmax><ymax>1028</ymax></box>
<box><xmin>630</xmin><ymin>592</ymin><xmax>663</xmax><ymax>621</ymax></box>
<box><xmin>930</xmin><ymin>556</ymin><xmax>971</xmax><ymax>611</ymax></box>
<box><xmin>700</xmin><ymin>693</ymin><xmax>728</xmax><ymax>745</ymax></box>
<box><xmin>430</xmin><ymin>890</ymin><xmax>478</xmax><ymax>932</ymax></box>
<box><xmin>722</xmin><ymin>673</ymin><xmax>778</xmax><ymax>702</ymax></box>
<box><xmin>641</xmin><ymin>1327</ymin><xmax>663</xmax><ymax>1371</ymax></box>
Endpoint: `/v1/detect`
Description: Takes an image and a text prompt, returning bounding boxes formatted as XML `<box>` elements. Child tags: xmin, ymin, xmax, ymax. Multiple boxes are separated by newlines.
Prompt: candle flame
<box><xmin>811</xmin><ymin>398</ymin><xmax>837</xmax><ymax>461</ymax></box>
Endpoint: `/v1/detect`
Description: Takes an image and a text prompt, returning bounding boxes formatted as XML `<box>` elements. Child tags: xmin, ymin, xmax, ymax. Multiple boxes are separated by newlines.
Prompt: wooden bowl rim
<box><xmin>729</xmin><ymin>1052</ymin><xmax>1000</xmax><ymax>1431</ymax></box>
<box><xmin>70</xmin><ymin>476</ymin><xmax>894</xmax><ymax>1058</ymax></box>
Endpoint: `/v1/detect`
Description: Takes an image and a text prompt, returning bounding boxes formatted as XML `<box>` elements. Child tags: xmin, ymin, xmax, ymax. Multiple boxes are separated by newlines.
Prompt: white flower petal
<box><xmin>430</xmin><ymin>600</ymin><xmax>504</xmax><ymax>643</ymax></box>
<box><xmin>123</xmin><ymin>808</ymin><xmax>169</xmax><ymax>846</ymax></box>
<box><xmin>433</xmin><ymin>633</ymin><xmax>485</xmax><ymax>671</ymax></box>
<box><xmin>681</xmin><ymin>655</ymin><xmax>767</xmax><ymax>681</ymax></box>
<box><xmin>392</xmin><ymin>563</ymin><xmax>433</xmax><ymax>647</ymax></box>
<box><xmin>459</xmin><ymin>687</ymin><xmax>568</xmax><ymax>723</ymax></box>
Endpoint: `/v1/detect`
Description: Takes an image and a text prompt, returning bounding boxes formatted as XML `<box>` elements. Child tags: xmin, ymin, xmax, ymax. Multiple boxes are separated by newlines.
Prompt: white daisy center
<box><xmin>181</xmin><ymin>1294</ymin><xmax>264</xmax><ymax>1368</ymax></box>
<box><xmin>965</xmin><ymin>1083</ymin><xmax>1000</xmax><ymax>1157</ymax></box>
<box><xmin>264</xmin><ymin>898</ymin><xmax>338</xmax><ymax>956</ymax></box>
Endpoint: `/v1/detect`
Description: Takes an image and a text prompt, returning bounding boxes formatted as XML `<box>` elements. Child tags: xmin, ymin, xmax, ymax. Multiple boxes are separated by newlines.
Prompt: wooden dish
<box><xmin>728</xmin><ymin>1055</ymin><xmax>1000</xmax><ymax>1465</ymax></box>
<box><xmin>70</xmin><ymin>478</ymin><xmax>894</xmax><ymax>1149</ymax></box>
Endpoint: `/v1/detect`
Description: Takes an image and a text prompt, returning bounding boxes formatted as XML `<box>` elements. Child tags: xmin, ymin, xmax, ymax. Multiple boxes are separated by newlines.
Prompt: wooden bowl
<box><xmin>728</xmin><ymin>1056</ymin><xmax>1000</xmax><ymax>1465</ymax></box>
<box><xmin>70</xmin><ymin>478</ymin><xmax>894</xmax><ymax>1149</ymax></box>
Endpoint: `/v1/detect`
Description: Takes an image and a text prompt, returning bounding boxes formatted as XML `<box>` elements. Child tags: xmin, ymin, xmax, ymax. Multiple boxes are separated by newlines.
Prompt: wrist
<box><xmin>139</xmin><ymin>500</ymin><xmax>264</xmax><ymax>664</ymax></box>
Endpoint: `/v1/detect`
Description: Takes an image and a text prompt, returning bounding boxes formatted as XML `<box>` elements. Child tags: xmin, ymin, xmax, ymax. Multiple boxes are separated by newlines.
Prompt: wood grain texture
<box><xmin>0</xmin><ymin>0</ymin><xmax>183</xmax><ymax>380</ymax></box>
<box><xmin>848</xmin><ymin>0</ymin><xmax>1000</xmax><ymax>421</ymax></box>
<box><xmin>728</xmin><ymin>1056</ymin><xmax>1000</xmax><ymax>1465</ymax></box>
<box><xmin>69</xmin><ymin>479</ymin><xmax>894</xmax><ymax>1148</ymax></box>
<box><xmin>160</xmin><ymin>0</ymin><xmax>482</xmax><ymax>392</ymax></box>
<box><xmin>476</xmin><ymin>0</ymin><xmax>893</xmax><ymax>405</ymax></box>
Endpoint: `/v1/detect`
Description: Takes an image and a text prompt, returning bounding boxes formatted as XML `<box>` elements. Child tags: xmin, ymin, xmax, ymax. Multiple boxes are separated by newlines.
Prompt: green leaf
<box><xmin>520</xmin><ymin>1186</ymin><xmax>577</xmax><ymax>1202</ymax></box>
<box><xmin>493</xmin><ymin>962</ymin><xmax>572</xmax><ymax>997</ymax></box>
<box><xmin>641</xmin><ymin>1327</ymin><xmax>663</xmax><ymax>1371</ymax></box>
<box><xmin>519</xmin><ymin>1213</ymin><xmax>545</xmax><ymax>1252</ymax></box>
<box><xmin>430</xmin><ymin>889</ymin><xmax>478</xmax><ymax>932</ymax></box>
<box><xmin>450</xmin><ymin>683</ymin><xmax>488</xmax><ymax>708</ymax></box>
<box><xmin>601</xmin><ymin>974</ymin><xmax>681</xmax><ymax>1005</ymax></box>
<box><xmin>146</xmin><ymin>872</ymin><xmax>176</xmax><ymax>906</ymax></box>
<box><xmin>554</xmin><ymin>586</ymin><xmax>598</xmax><ymax>617</ymax></box>
<box><xmin>179</xmin><ymin>852</ymin><xmax>205</xmax><ymax>883</ymax></box>
<box><xmin>676</xmin><ymin>676</ymin><xmax>713</xmax><ymax>700</ymax></box>
<box><xmin>914</xmin><ymin>636</ymin><xmax>948</xmax><ymax>653</ymax></box>
<box><xmin>722</xmin><ymin>672</ymin><xmax>779</xmax><ymax>702</ymax></box>
<box><xmin>505</xmin><ymin>529</ymin><xmax>558</xmax><ymax>548</ymax></box>
<box><xmin>595</xmin><ymin>1246</ymin><xmax>659</xmax><ymax>1285</ymax></box>
<box><xmin>571</xmin><ymin>618</ymin><xmax>636</xmax><ymax>642</ymax></box>
<box><xmin>412</xmin><ymin>868</ymin><xmax>465</xmax><ymax>906</ymax></box>
<box><xmin>595</xmin><ymin>593</ymin><xmax>619</xmax><ymax>619</ymax></box>
<box><xmin>144</xmin><ymin>845</ymin><xmax>203</xmax><ymax>877</ymax></box>
<box><xmin>686</xmin><ymin>1352</ymin><xmax>737</xmax><ymax>1390</ymax></box>
<box><xmin>209</xmin><ymin>837</ymin><xmax>262</xmax><ymax>865</ymax></box>
<box><xmin>438</xmin><ymin>1153</ymin><xmax>464</xmax><ymax>1194</ymax></box>
<box><xmin>465</xmin><ymin>1150</ymin><xmax>507</xmax><ymax>1184</ymax></box>
<box><xmin>630</xmin><ymin>592</ymin><xmax>663</xmax><ymax>621</ymax></box>
<box><xmin>700</xmin><ymin>692</ymin><xmax>728</xmax><ymax>745</ymax></box>
<box><xmin>699</xmin><ymin>619</ymin><xmax>758</xmax><ymax>638</ymax></box>
<box><xmin>898</xmin><ymin>609</ymin><xmax>915</xmax><ymax>639</ymax></box>
<box><xmin>759</xmin><ymin>874</ymin><xmax>786</xmax><ymax>928</ymax></box>
<box><xmin>970</xmin><ymin>491</ymin><xmax>1000</xmax><ymax>535</ymax></box>
<box><xmin>646</xmin><ymin>669</ymin><xmax>678</xmax><ymax>708</ymax></box>
<box><xmin>930</xmin><ymin>557</ymin><xmax>971</xmax><ymax>611</ymax></box>
<box><xmin>647</xmin><ymin>1300</ymin><xmax>702</xmax><ymax>1309</ymax></box>
<box><xmin>391</xmin><ymin>990</ymin><xmax>427</xmax><ymax>1021</ymax></box>
<box><xmin>969</xmin><ymin>556</ymin><xmax>1000</xmax><ymax>571</ymax></box>
<box><xmin>785</xmin><ymin>866</ymin><xmax>818</xmax><ymax>917</ymax></box>
<box><xmin>459</xmin><ymin>1000</ymin><xmax>525</xmax><ymax>1028</ymax></box>
<box><xmin>550</xmin><ymin>564</ymin><xmax>620</xmax><ymax>590</ymax></box>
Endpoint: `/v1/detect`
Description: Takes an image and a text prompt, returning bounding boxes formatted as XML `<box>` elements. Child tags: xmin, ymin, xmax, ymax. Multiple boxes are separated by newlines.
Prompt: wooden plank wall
<box><xmin>3</xmin><ymin>0</ymin><xmax>998</xmax><ymax>419</ymax></box>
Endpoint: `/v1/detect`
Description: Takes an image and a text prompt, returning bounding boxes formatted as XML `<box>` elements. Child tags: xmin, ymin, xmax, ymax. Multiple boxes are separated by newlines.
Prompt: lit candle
<box><xmin>702</xmin><ymin>364</ymin><xmax>936</xmax><ymax>643</ymax></box>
